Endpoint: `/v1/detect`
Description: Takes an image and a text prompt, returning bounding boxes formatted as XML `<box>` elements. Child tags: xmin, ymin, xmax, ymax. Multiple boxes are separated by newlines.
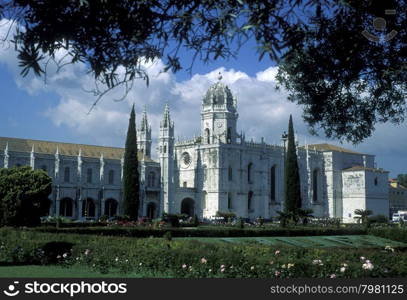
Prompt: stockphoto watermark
<box><xmin>362</xmin><ymin>9</ymin><xmax>398</xmax><ymax>42</ymax></box>
<box><xmin>2</xmin><ymin>280</ymin><xmax>127</xmax><ymax>297</ymax></box>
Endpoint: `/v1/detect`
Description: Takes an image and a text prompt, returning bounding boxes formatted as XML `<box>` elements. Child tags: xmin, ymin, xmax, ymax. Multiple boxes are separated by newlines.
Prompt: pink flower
<box><xmin>84</xmin><ymin>249</ymin><xmax>90</xmax><ymax>256</ymax></box>
<box><xmin>330</xmin><ymin>274</ymin><xmax>336</xmax><ymax>278</ymax></box>
<box><xmin>275</xmin><ymin>250</ymin><xmax>280</xmax><ymax>255</ymax></box>
<box><xmin>182</xmin><ymin>264</ymin><xmax>187</xmax><ymax>269</ymax></box>
<box><xmin>340</xmin><ymin>267</ymin><xmax>346</xmax><ymax>273</ymax></box>
<box><xmin>250</xmin><ymin>266</ymin><xmax>255</xmax><ymax>270</ymax></box>
<box><xmin>275</xmin><ymin>271</ymin><xmax>281</xmax><ymax>277</ymax></box>
<box><xmin>360</xmin><ymin>256</ymin><xmax>366</xmax><ymax>261</ymax></box>
<box><xmin>201</xmin><ymin>257</ymin><xmax>208</xmax><ymax>264</ymax></box>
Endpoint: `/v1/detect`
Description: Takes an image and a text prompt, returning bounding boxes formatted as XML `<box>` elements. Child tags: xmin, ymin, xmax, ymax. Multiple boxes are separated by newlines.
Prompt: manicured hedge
<box><xmin>1</xmin><ymin>228</ymin><xmax>406</xmax><ymax>278</ymax></box>
<box><xmin>369</xmin><ymin>227</ymin><xmax>407</xmax><ymax>243</ymax></box>
<box><xmin>41</xmin><ymin>222</ymin><xmax>108</xmax><ymax>228</ymax></box>
<box><xmin>30</xmin><ymin>226</ymin><xmax>367</xmax><ymax>238</ymax></box>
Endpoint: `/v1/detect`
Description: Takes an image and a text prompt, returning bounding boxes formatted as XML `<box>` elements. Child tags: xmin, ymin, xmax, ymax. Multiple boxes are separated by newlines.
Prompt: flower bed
<box><xmin>1</xmin><ymin>228</ymin><xmax>407</xmax><ymax>278</ymax></box>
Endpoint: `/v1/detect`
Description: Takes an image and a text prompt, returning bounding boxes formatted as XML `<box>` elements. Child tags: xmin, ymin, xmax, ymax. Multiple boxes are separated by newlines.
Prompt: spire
<box><xmin>163</xmin><ymin>102</ymin><xmax>171</xmax><ymax>128</ymax></box>
<box><xmin>4</xmin><ymin>142</ymin><xmax>9</xmax><ymax>168</ymax></box>
<box><xmin>100</xmin><ymin>152</ymin><xmax>105</xmax><ymax>181</ymax></box>
<box><xmin>55</xmin><ymin>146</ymin><xmax>59</xmax><ymax>156</ymax></box>
<box><xmin>141</xmin><ymin>105</ymin><xmax>148</xmax><ymax>131</ymax></box>
<box><xmin>217</xmin><ymin>71</ymin><xmax>223</xmax><ymax>81</ymax></box>
<box><xmin>77</xmin><ymin>148</ymin><xmax>83</xmax><ymax>178</ymax></box>
<box><xmin>30</xmin><ymin>144</ymin><xmax>35</xmax><ymax>169</ymax></box>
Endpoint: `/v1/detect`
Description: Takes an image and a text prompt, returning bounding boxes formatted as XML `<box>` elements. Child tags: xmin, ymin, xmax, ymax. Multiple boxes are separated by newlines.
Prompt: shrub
<box><xmin>41</xmin><ymin>241</ymin><xmax>75</xmax><ymax>264</ymax></box>
<box><xmin>216</xmin><ymin>211</ymin><xmax>236</xmax><ymax>223</ymax></box>
<box><xmin>0</xmin><ymin>167</ymin><xmax>52</xmax><ymax>227</ymax></box>
<box><xmin>369</xmin><ymin>227</ymin><xmax>407</xmax><ymax>243</ymax></box>
<box><xmin>368</xmin><ymin>215</ymin><xmax>388</xmax><ymax>224</ymax></box>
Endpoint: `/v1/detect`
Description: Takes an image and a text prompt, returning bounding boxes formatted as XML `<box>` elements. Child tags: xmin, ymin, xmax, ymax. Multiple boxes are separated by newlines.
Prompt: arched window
<box><xmin>86</xmin><ymin>168</ymin><xmax>93</xmax><ymax>183</ymax></box>
<box><xmin>248</xmin><ymin>191</ymin><xmax>254</xmax><ymax>211</ymax></box>
<box><xmin>205</xmin><ymin>128</ymin><xmax>210</xmax><ymax>144</ymax></box>
<box><xmin>227</xmin><ymin>127</ymin><xmax>232</xmax><ymax>144</ymax></box>
<box><xmin>374</xmin><ymin>177</ymin><xmax>378</xmax><ymax>186</ymax></box>
<box><xmin>203</xmin><ymin>165</ymin><xmax>207</xmax><ymax>182</ymax></box>
<box><xmin>108</xmin><ymin>170</ymin><xmax>114</xmax><ymax>184</ymax></box>
<box><xmin>228</xmin><ymin>166</ymin><xmax>233</xmax><ymax>181</ymax></box>
<box><xmin>312</xmin><ymin>169</ymin><xmax>319</xmax><ymax>203</ymax></box>
<box><xmin>163</xmin><ymin>144</ymin><xmax>167</xmax><ymax>153</ymax></box>
<box><xmin>270</xmin><ymin>165</ymin><xmax>276</xmax><ymax>202</ymax></box>
<box><xmin>227</xmin><ymin>193</ymin><xmax>232</xmax><ymax>209</ymax></box>
<box><xmin>181</xmin><ymin>198</ymin><xmax>195</xmax><ymax>217</ymax></box>
<box><xmin>148</xmin><ymin>171</ymin><xmax>156</xmax><ymax>187</ymax></box>
<box><xmin>248</xmin><ymin>163</ymin><xmax>253</xmax><ymax>183</ymax></box>
<box><xmin>146</xmin><ymin>202</ymin><xmax>156</xmax><ymax>219</ymax></box>
<box><xmin>202</xmin><ymin>191</ymin><xmax>207</xmax><ymax>210</ymax></box>
<box><xmin>64</xmin><ymin>167</ymin><xmax>70</xmax><ymax>183</ymax></box>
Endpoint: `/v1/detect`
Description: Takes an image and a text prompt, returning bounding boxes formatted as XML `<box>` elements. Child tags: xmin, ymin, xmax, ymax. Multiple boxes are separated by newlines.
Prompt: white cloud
<box><xmin>256</xmin><ymin>66</ymin><xmax>278</xmax><ymax>82</ymax></box>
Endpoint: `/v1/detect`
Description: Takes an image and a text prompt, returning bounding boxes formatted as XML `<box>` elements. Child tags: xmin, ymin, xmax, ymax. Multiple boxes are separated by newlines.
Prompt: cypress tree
<box><xmin>122</xmin><ymin>104</ymin><xmax>140</xmax><ymax>219</ymax></box>
<box><xmin>284</xmin><ymin>115</ymin><xmax>302</xmax><ymax>213</ymax></box>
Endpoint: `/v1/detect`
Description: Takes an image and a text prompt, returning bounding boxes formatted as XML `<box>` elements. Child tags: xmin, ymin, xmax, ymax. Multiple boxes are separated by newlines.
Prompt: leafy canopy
<box><xmin>0</xmin><ymin>166</ymin><xmax>52</xmax><ymax>226</ymax></box>
<box><xmin>0</xmin><ymin>0</ymin><xmax>406</xmax><ymax>142</ymax></box>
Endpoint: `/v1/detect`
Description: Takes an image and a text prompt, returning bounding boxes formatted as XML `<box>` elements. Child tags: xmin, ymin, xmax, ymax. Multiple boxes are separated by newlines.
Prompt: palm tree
<box><xmin>354</xmin><ymin>209</ymin><xmax>373</xmax><ymax>224</ymax></box>
<box><xmin>276</xmin><ymin>211</ymin><xmax>294</xmax><ymax>228</ymax></box>
<box><xmin>297</xmin><ymin>208</ymin><xmax>314</xmax><ymax>226</ymax></box>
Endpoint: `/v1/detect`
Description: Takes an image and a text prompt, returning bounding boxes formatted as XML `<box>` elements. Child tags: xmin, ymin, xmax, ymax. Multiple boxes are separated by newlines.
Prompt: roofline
<box><xmin>0</xmin><ymin>136</ymin><xmax>124</xmax><ymax>151</ymax></box>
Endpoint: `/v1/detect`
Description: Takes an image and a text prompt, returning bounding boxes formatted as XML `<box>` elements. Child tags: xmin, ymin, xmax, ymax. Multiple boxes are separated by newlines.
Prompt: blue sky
<box><xmin>0</xmin><ymin>19</ymin><xmax>406</xmax><ymax>177</ymax></box>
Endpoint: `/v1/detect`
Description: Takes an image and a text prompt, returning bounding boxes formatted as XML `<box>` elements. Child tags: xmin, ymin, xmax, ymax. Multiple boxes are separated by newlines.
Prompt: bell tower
<box><xmin>159</xmin><ymin>104</ymin><xmax>175</xmax><ymax>214</ymax></box>
<box><xmin>137</xmin><ymin>106</ymin><xmax>152</xmax><ymax>157</ymax></box>
<box><xmin>201</xmin><ymin>73</ymin><xmax>238</xmax><ymax>144</ymax></box>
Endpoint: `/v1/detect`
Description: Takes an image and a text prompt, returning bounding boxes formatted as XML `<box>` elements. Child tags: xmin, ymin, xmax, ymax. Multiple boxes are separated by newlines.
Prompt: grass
<box><xmin>0</xmin><ymin>265</ymin><xmax>169</xmax><ymax>278</ymax></box>
<box><xmin>177</xmin><ymin>235</ymin><xmax>407</xmax><ymax>248</ymax></box>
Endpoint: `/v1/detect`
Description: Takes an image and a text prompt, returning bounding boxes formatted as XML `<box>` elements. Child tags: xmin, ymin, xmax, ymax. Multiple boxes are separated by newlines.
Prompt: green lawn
<box><xmin>0</xmin><ymin>265</ymin><xmax>169</xmax><ymax>278</ymax></box>
<box><xmin>177</xmin><ymin>235</ymin><xmax>407</xmax><ymax>248</ymax></box>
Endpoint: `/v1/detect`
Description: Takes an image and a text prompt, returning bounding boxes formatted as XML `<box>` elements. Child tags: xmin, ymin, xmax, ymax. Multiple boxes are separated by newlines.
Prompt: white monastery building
<box><xmin>0</xmin><ymin>80</ymin><xmax>389</xmax><ymax>222</ymax></box>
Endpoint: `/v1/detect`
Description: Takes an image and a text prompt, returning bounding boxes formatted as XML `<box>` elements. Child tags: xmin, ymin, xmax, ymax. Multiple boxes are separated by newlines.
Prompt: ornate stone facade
<box><xmin>0</xmin><ymin>80</ymin><xmax>390</xmax><ymax>222</ymax></box>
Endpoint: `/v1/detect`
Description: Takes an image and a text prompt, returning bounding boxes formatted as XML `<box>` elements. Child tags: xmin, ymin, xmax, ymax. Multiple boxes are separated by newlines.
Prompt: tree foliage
<box><xmin>397</xmin><ymin>174</ymin><xmax>407</xmax><ymax>187</ymax></box>
<box><xmin>0</xmin><ymin>0</ymin><xmax>406</xmax><ymax>142</ymax></box>
<box><xmin>122</xmin><ymin>104</ymin><xmax>140</xmax><ymax>220</ymax></box>
<box><xmin>354</xmin><ymin>209</ymin><xmax>373</xmax><ymax>224</ymax></box>
<box><xmin>284</xmin><ymin>115</ymin><xmax>302</xmax><ymax>214</ymax></box>
<box><xmin>0</xmin><ymin>166</ymin><xmax>52</xmax><ymax>226</ymax></box>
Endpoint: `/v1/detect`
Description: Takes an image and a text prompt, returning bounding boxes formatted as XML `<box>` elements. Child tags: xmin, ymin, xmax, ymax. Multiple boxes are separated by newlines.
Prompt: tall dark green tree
<box><xmin>397</xmin><ymin>174</ymin><xmax>407</xmax><ymax>187</ymax></box>
<box><xmin>122</xmin><ymin>104</ymin><xmax>140</xmax><ymax>219</ymax></box>
<box><xmin>284</xmin><ymin>115</ymin><xmax>301</xmax><ymax>213</ymax></box>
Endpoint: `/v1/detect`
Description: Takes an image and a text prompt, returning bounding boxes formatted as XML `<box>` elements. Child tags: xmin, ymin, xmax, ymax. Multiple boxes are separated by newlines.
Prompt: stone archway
<box><xmin>59</xmin><ymin>197</ymin><xmax>74</xmax><ymax>217</ymax></box>
<box><xmin>104</xmin><ymin>198</ymin><xmax>118</xmax><ymax>217</ymax></box>
<box><xmin>181</xmin><ymin>198</ymin><xmax>195</xmax><ymax>217</ymax></box>
<box><xmin>82</xmin><ymin>198</ymin><xmax>96</xmax><ymax>218</ymax></box>
<box><xmin>146</xmin><ymin>202</ymin><xmax>157</xmax><ymax>219</ymax></box>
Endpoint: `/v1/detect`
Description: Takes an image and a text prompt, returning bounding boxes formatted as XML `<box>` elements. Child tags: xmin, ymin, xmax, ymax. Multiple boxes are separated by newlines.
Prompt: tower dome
<box><xmin>202</xmin><ymin>75</ymin><xmax>235</xmax><ymax>108</ymax></box>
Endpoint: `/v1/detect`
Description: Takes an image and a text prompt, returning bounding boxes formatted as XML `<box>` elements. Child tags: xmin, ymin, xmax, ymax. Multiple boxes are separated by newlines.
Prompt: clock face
<box><xmin>217</xmin><ymin>122</ymin><xmax>223</xmax><ymax>128</ymax></box>
<box><xmin>181</xmin><ymin>152</ymin><xmax>191</xmax><ymax>168</ymax></box>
